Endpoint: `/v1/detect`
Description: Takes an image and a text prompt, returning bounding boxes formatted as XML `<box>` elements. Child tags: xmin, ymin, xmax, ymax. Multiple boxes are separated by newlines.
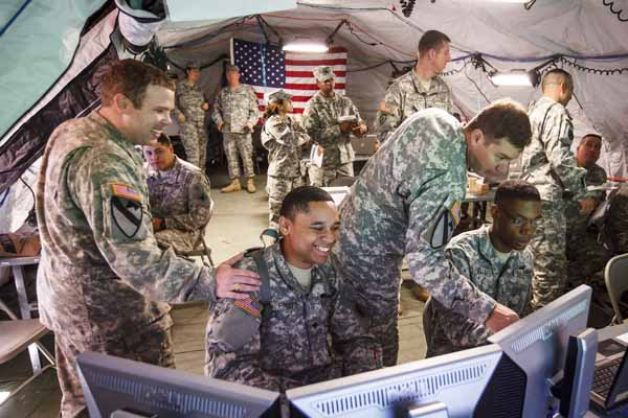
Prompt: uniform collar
<box><xmin>476</xmin><ymin>224</ymin><xmax>518</xmax><ymax>266</ymax></box>
<box><xmin>270</xmin><ymin>242</ymin><xmax>332</xmax><ymax>297</ymax></box>
<box><xmin>88</xmin><ymin>110</ymin><xmax>143</xmax><ymax>165</ymax></box>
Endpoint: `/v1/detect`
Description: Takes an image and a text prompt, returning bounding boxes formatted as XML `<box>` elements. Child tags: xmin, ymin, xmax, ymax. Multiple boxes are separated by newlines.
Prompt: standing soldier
<box><xmin>261</xmin><ymin>90</ymin><xmax>310</xmax><ymax>231</ymax></box>
<box><xmin>212</xmin><ymin>64</ymin><xmax>260</xmax><ymax>193</ymax></box>
<box><xmin>564</xmin><ymin>133</ymin><xmax>609</xmax><ymax>288</ymax></box>
<box><xmin>303</xmin><ymin>66</ymin><xmax>367</xmax><ymax>187</ymax></box>
<box><xmin>36</xmin><ymin>60</ymin><xmax>260</xmax><ymax>417</ymax></box>
<box><xmin>144</xmin><ymin>134</ymin><xmax>214</xmax><ymax>253</ymax></box>
<box><xmin>335</xmin><ymin>101</ymin><xmax>531</xmax><ymax>366</ymax></box>
<box><xmin>375</xmin><ymin>30</ymin><xmax>453</xmax><ymax>144</ymax></box>
<box><xmin>175</xmin><ymin>62</ymin><xmax>209</xmax><ymax>169</ymax></box>
<box><xmin>517</xmin><ymin>69</ymin><xmax>593</xmax><ymax>309</ymax></box>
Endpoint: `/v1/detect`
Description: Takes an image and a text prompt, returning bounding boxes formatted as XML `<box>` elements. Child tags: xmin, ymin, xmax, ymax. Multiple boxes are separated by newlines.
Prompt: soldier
<box><xmin>36</xmin><ymin>60</ymin><xmax>260</xmax><ymax>418</ymax></box>
<box><xmin>517</xmin><ymin>69</ymin><xmax>593</xmax><ymax>309</ymax></box>
<box><xmin>144</xmin><ymin>134</ymin><xmax>214</xmax><ymax>253</ymax></box>
<box><xmin>212</xmin><ymin>64</ymin><xmax>260</xmax><ymax>193</ymax></box>
<box><xmin>175</xmin><ymin>62</ymin><xmax>209</xmax><ymax>169</ymax></box>
<box><xmin>335</xmin><ymin>100</ymin><xmax>532</xmax><ymax>366</ymax></box>
<box><xmin>303</xmin><ymin>66</ymin><xmax>367</xmax><ymax>187</ymax></box>
<box><xmin>205</xmin><ymin>186</ymin><xmax>382</xmax><ymax>391</ymax></box>
<box><xmin>423</xmin><ymin>181</ymin><xmax>541</xmax><ymax>357</ymax></box>
<box><xmin>565</xmin><ymin>133</ymin><xmax>609</xmax><ymax>288</ymax></box>
<box><xmin>375</xmin><ymin>30</ymin><xmax>453</xmax><ymax>144</ymax></box>
<box><xmin>261</xmin><ymin>90</ymin><xmax>310</xmax><ymax>230</ymax></box>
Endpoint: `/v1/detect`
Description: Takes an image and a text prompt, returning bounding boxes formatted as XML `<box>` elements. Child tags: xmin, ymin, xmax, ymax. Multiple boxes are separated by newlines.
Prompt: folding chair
<box><xmin>604</xmin><ymin>253</ymin><xmax>628</xmax><ymax>324</ymax></box>
<box><xmin>178</xmin><ymin>227</ymin><xmax>215</xmax><ymax>267</ymax></box>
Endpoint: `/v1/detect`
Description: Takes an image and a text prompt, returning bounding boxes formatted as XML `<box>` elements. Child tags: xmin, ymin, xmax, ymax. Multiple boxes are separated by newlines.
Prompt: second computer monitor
<box><xmin>488</xmin><ymin>284</ymin><xmax>592</xmax><ymax>418</ymax></box>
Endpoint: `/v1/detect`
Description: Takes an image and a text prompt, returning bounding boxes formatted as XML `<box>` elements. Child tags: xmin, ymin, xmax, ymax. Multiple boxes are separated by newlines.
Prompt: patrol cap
<box><xmin>313</xmin><ymin>66</ymin><xmax>335</xmax><ymax>82</ymax></box>
<box><xmin>226</xmin><ymin>64</ymin><xmax>240</xmax><ymax>73</ymax></box>
<box><xmin>265</xmin><ymin>89</ymin><xmax>292</xmax><ymax>104</ymax></box>
<box><xmin>185</xmin><ymin>62</ymin><xmax>200</xmax><ymax>71</ymax></box>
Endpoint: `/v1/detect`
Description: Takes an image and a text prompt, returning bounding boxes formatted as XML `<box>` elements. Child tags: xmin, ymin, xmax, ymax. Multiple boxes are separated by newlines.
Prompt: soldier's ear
<box><xmin>278</xmin><ymin>216</ymin><xmax>292</xmax><ymax>236</ymax></box>
<box><xmin>113</xmin><ymin>93</ymin><xmax>134</xmax><ymax>113</ymax></box>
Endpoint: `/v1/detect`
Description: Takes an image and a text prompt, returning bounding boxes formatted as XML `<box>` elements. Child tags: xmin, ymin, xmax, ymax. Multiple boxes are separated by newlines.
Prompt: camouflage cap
<box><xmin>266</xmin><ymin>89</ymin><xmax>292</xmax><ymax>104</ymax></box>
<box><xmin>226</xmin><ymin>64</ymin><xmax>240</xmax><ymax>73</ymax></box>
<box><xmin>313</xmin><ymin>66</ymin><xmax>335</xmax><ymax>81</ymax></box>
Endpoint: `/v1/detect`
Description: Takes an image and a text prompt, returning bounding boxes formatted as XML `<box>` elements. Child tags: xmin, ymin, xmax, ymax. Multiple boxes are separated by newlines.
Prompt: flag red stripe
<box><xmin>286</xmin><ymin>70</ymin><xmax>347</xmax><ymax>77</ymax></box>
<box><xmin>285</xmin><ymin>58</ymin><xmax>346</xmax><ymax>66</ymax></box>
<box><xmin>284</xmin><ymin>83</ymin><xmax>345</xmax><ymax>90</ymax></box>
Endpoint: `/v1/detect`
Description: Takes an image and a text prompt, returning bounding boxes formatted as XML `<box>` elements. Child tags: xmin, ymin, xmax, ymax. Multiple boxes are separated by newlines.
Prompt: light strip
<box><xmin>282</xmin><ymin>41</ymin><xmax>329</xmax><ymax>53</ymax></box>
<box><xmin>490</xmin><ymin>72</ymin><xmax>533</xmax><ymax>87</ymax></box>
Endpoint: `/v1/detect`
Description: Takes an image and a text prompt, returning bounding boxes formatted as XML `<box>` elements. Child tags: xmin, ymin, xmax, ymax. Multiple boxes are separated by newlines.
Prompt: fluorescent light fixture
<box><xmin>490</xmin><ymin>71</ymin><xmax>534</xmax><ymax>87</ymax></box>
<box><xmin>282</xmin><ymin>39</ymin><xmax>328</xmax><ymax>53</ymax></box>
<box><xmin>0</xmin><ymin>391</ymin><xmax>10</xmax><ymax>405</ymax></box>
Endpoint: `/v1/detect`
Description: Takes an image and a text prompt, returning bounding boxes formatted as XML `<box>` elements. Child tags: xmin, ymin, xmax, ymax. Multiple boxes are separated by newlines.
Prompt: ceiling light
<box><xmin>282</xmin><ymin>39</ymin><xmax>328</xmax><ymax>53</ymax></box>
<box><xmin>490</xmin><ymin>70</ymin><xmax>537</xmax><ymax>87</ymax></box>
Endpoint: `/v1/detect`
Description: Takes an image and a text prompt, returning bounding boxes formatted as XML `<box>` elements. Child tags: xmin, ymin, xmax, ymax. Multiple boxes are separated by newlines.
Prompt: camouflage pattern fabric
<box><xmin>375</xmin><ymin>71</ymin><xmax>452</xmax><ymax>143</ymax></box>
<box><xmin>565</xmin><ymin>164</ymin><xmax>609</xmax><ymax>288</ymax></box>
<box><xmin>147</xmin><ymin>156</ymin><xmax>214</xmax><ymax>253</ymax></box>
<box><xmin>262</xmin><ymin>115</ymin><xmax>310</xmax><ymax>227</ymax></box>
<box><xmin>303</xmin><ymin>91</ymin><xmax>362</xmax><ymax>186</ymax></box>
<box><xmin>205</xmin><ymin>244</ymin><xmax>382</xmax><ymax>392</ymax></box>
<box><xmin>423</xmin><ymin>225</ymin><xmax>533</xmax><ymax>357</ymax></box>
<box><xmin>223</xmin><ymin>132</ymin><xmax>255</xmax><ymax>179</ymax></box>
<box><xmin>54</xmin><ymin>323</ymin><xmax>175</xmax><ymax>417</ymax></box>
<box><xmin>517</xmin><ymin>96</ymin><xmax>586</xmax><ymax>308</ymax></box>
<box><xmin>211</xmin><ymin>84</ymin><xmax>260</xmax><ymax>134</ymax></box>
<box><xmin>334</xmin><ymin>108</ymin><xmax>496</xmax><ymax>366</ymax></box>
<box><xmin>176</xmin><ymin>80</ymin><xmax>207</xmax><ymax>168</ymax></box>
<box><xmin>605</xmin><ymin>187</ymin><xmax>628</xmax><ymax>254</ymax></box>
<box><xmin>36</xmin><ymin>111</ymin><xmax>217</xmax><ymax>417</ymax></box>
<box><xmin>308</xmin><ymin>163</ymin><xmax>354</xmax><ymax>187</ymax></box>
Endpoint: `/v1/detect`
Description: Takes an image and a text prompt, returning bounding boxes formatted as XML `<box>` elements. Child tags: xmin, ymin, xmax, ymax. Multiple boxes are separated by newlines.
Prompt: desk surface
<box><xmin>0</xmin><ymin>255</ymin><xmax>40</xmax><ymax>267</ymax></box>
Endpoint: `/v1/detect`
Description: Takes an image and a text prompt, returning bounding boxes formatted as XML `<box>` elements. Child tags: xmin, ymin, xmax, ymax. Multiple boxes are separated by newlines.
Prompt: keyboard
<box><xmin>592</xmin><ymin>357</ymin><xmax>623</xmax><ymax>397</ymax></box>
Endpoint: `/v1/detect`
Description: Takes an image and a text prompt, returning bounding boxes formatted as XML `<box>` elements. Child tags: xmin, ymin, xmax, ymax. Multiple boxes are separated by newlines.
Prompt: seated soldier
<box><xmin>423</xmin><ymin>180</ymin><xmax>542</xmax><ymax>357</ymax></box>
<box><xmin>565</xmin><ymin>134</ymin><xmax>610</xmax><ymax>288</ymax></box>
<box><xmin>144</xmin><ymin>134</ymin><xmax>213</xmax><ymax>253</ymax></box>
<box><xmin>205</xmin><ymin>186</ymin><xmax>382</xmax><ymax>391</ymax></box>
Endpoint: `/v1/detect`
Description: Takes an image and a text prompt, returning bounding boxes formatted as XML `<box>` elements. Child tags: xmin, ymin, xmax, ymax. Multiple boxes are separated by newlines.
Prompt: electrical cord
<box><xmin>602</xmin><ymin>0</ymin><xmax>628</xmax><ymax>22</ymax></box>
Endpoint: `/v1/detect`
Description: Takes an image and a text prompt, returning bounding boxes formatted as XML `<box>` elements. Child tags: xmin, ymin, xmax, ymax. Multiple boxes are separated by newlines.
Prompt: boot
<box><xmin>246</xmin><ymin>178</ymin><xmax>256</xmax><ymax>193</ymax></box>
<box><xmin>221</xmin><ymin>179</ymin><xmax>241</xmax><ymax>193</ymax></box>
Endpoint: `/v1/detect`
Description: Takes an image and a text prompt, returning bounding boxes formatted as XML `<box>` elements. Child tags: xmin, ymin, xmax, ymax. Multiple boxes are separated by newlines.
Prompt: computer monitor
<box><xmin>287</xmin><ymin>344</ymin><xmax>505</xmax><ymax>418</ymax></box>
<box><xmin>76</xmin><ymin>352</ymin><xmax>281</xmax><ymax>418</ymax></box>
<box><xmin>488</xmin><ymin>284</ymin><xmax>592</xmax><ymax>418</ymax></box>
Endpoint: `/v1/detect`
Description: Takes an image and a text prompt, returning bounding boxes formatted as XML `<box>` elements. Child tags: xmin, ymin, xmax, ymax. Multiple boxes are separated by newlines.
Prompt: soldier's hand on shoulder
<box><xmin>215</xmin><ymin>252</ymin><xmax>261</xmax><ymax>299</ymax></box>
<box><xmin>484</xmin><ymin>303</ymin><xmax>519</xmax><ymax>333</ymax></box>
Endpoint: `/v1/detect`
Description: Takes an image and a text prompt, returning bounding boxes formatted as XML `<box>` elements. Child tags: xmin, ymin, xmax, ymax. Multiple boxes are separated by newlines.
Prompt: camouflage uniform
<box><xmin>303</xmin><ymin>91</ymin><xmax>363</xmax><ymax>186</ymax></box>
<box><xmin>212</xmin><ymin>84</ymin><xmax>260</xmax><ymax>179</ymax></box>
<box><xmin>517</xmin><ymin>96</ymin><xmax>586</xmax><ymax>309</ymax></box>
<box><xmin>605</xmin><ymin>187</ymin><xmax>628</xmax><ymax>254</ymax></box>
<box><xmin>205</xmin><ymin>244</ymin><xmax>382</xmax><ymax>392</ymax></box>
<box><xmin>375</xmin><ymin>70</ymin><xmax>453</xmax><ymax>143</ymax></box>
<box><xmin>261</xmin><ymin>114</ymin><xmax>310</xmax><ymax>228</ymax></box>
<box><xmin>36</xmin><ymin>111</ymin><xmax>218</xmax><ymax>417</ymax></box>
<box><xmin>423</xmin><ymin>225</ymin><xmax>533</xmax><ymax>357</ymax></box>
<box><xmin>565</xmin><ymin>164</ymin><xmax>609</xmax><ymax>288</ymax></box>
<box><xmin>335</xmin><ymin>108</ymin><xmax>497</xmax><ymax>366</ymax></box>
<box><xmin>176</xmin><ymin>80</ymin><xmax>207</xmax><ymax>169</ymax></box>
<box><xmin>147</xmin><ymin>156</ymin><xmax>214</xmax><ymax>253</ymax></box>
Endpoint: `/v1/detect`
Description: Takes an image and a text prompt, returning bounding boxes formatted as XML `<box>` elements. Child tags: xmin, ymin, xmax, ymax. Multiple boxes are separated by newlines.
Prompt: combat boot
<box><xmin>221</xmin><ymin>179</ymin><xmax>241</xmax><ymax>193</ymax></box>
<box><xmin>246</xmin><ymin>178</ymin><xmax>256</xmax><ymax>193</ymax></box>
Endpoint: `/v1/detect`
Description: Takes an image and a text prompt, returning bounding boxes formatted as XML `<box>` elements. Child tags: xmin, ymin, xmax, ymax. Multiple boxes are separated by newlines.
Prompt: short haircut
<box><xmin>465</xmin><ymin>99</ymin><xmax>532</xmax><ymax>150</ymax></box>
<box><xmin>279</xmin><ymin>186</ymin><xmax>334</xmax><ymax>220</ymax></box>
<box><xmin>156</xmin><ymin>133</ymin><xmax>173</xmax><ymax>147</ymax></box>
<box><xmin>494</xmin><ymin>180</ymin><xmax>540</xmax><ymax>206</ymax></box>
<box><xmin>541</xmin><ymin>68</ymin><xmax>573</xmax><ymax>92</ymax></box>
<box><xmin>579</xmin><ymin>133</ymin><xmax>602</xmax><ymax>146</ymax></box>
<box><xmin>418</xmin><ymin>30</ymin><xmax>451</xmax><ymax>55</ymax></box>
<box><xmin>99</xmin><ymin>59</ymin><xmax>175</xmax><ymax>108</ymax></box>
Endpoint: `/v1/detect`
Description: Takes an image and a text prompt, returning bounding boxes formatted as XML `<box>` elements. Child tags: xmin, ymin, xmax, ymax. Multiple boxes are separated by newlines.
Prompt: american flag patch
<box><xmin>111</xmin><ymin>183</ymin><xmax>142</xmax><ymax>202</ymax></box>
<box><xmin>234</xmin><ymin>296</ymin><xmax>262</xmax><ymax>318</ymax></box>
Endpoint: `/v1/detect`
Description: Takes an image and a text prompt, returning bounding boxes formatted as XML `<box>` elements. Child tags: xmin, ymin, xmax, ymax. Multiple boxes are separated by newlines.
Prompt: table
<box><xmin>0</xmin><ymin>255</ymin><xmax>42</xmax><ymax>372</ymax></box>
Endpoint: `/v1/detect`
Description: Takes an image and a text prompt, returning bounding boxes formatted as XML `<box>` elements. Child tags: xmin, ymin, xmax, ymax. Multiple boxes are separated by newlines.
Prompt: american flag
<box><xmin>231</xmin><ymin>38</ymin><xmax>347</xmax><ymax>114</ymax></box>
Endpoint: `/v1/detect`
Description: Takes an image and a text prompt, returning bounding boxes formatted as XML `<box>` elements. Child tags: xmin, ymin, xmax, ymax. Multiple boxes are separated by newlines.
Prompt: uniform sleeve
<box><xmin>375</xmin><ymin>83</ymin><xmax>403</xmax><ymax>143</ymax></box>
<box><xmin>262</xmin><ymin>117</ymin><xmax>290</xmax><ymax>148</ymax></box>
<box><xmin>292</xmin><ymin>117</ymin><xmax>312</xmax><ymax>146</ymax></box>
<box><xmin>211</xmin><ymin>91</ymin><xmax>224</xmax><ymax>126</ymax></box>
<box><xmin>444</xmin><ymin>84</ymin><xmax>454</xmax><ymax>114</ymax></box>
<box><xmin>163</xmin><ymin>172</ymin><xmax>212</xmax><ymax>232</ymax></box>
<box><xmin>246</xmin><ymin>87</ymin><xmax>261</xmax><ymax>127</ymax></box>
<box><xmin>404</xmin><ymin>185</ymin><xmax>496</xmax><ymax>324</ymax></box>
<box><xmin>584</xmin><ymin>167</ymin><xmax>608</xmax><ymax>204</ymax></box>
<box><xmin>543</xmin><ymin>108</ymin><xmax>586</xmax><ymax>196</ymax></box>
<box><xmin>330</xmin><ymin>281</ymin><xmax>383</xmax><ymax>375</ymax></box>
<box><xmin>69</xmin><ymin>151</ymin><xmax>216</xmax><ymax>304</ymax></box>
<box><xmin>346</xmin><ymin>97</ymin><xmax>364</xmax><ymax>125</ymax></box>
<box><xmin>303</xmin><ymin>100</ymin><xmax>341</xmax><ymax>147</ymax></box>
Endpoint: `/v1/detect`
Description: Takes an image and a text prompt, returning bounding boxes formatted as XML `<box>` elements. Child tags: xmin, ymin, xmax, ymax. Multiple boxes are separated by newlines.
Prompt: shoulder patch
<box><xmin>111</xmin><ymin>183</ymin><xmax>142</xmax><ymax>202</ymax></box>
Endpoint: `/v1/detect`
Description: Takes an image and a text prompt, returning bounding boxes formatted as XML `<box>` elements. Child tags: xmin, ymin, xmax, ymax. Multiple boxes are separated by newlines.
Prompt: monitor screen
<box><xmin>287</xmin><ymin>344</ymin><xmax>504</xmax><ymax>418</ymax></box>
<box><xmin>77</xmin><ymin>352</ymin><xmax>281</xmax><ymax>418</ymax></box>
<box><xmin>488</xmin><ymin>284</ymin><xmax>592</xmax><ymax>418</ymax></box>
